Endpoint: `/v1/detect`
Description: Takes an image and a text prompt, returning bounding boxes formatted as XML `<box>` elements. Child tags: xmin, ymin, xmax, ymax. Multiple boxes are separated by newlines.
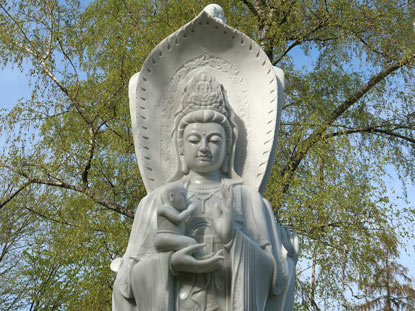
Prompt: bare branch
<box><xmin>55</xmin><ymin>34</ymin><xmax>81</xmax><ymax>89</ymax></box>
<box><xmin>42</xmin><ymin>0</ymin><xmax>54</xmax><ymax>61</ymax></box>
<box><xmin>241</xmin><ymin>0</ymin><xmax>261</xmax><ymax>18</ymax></box>
<box><xmin>277</xmin><ymin>55</ymin><xmax>415</xmax><ymax>201</ymax></box>
<box><xmin>1</xmin><ymin>163</ymin><xmax>80</xmax><ymax>191</ymax></box>
<box><xmin>274</xmin><ymin>17</ymin><xmax>328</xmax><ymax>64</ymax></box>
<box><xmin>327</xmin><ymin>59</ymin><xmax>413</xmax><ymax>125</ymax></box>
<box><xmin>358</xmin><ymin>36</ymin><xmax>388</xmax><ymax>59</ymax></box>
<box><xmin>0</xmin><ymin>3</ymin><xmax>37</xmax><ymax>56</ymax></box>
<box><xmin>0</xmin><ymin>223</ymin><xmax>26</xmax><ymax>263</ymax></box>
<box><xmin>96</xmin><ymin>119</ymin><xmax>134</xmax><ymax>148</ymax></box>
<box><xmin>121</xmin><ymin>0</ymin><xmax>140</xmax><ymax>25</ymax></box>
<box><xmin>324</xmin><ymin>126</ymin><xmax>415</xmax><ymax>143</ymax></box>
<box><xmin>23</xmin><ymin>205</ymin><xmax>81</xmax><ymax>229</ymax></box>
<box><xmin>0</xmin><ymin>3</ymin><xmax>90</xmax><ymax>127</ymax></box>
<box><xmin>24</xmin><ymin>202</ymin><xmax>111</xmax><ymax>233</ymax></box>
<box><xmin>274</xmin><ymin>39</ymin><xmax>300</xmax><ymax>65</ymax></box>
<box><xmin>0</xmin><ymin>181</ymin><xmax>31</xmax><ymax>210</ymax></box>
<box><xmin>39</xmin><ymin>60</ymin><xmax>91</xmax><ymax>124</ymax></box>
<box><xmin>0</xmin><ymin>163</ymin><xmax>134</xmax><ymax>218</ymax></box>
<box><xmin>241</xmin><ymin>0</ymin><xmax>276</xmax><ymax>57</ymax></box>
<box><xmin>90</xmin><ymin>195</ymin><xmax>134</xmax><ymax>218</ymax></box>
<box><xmin>81</xmin><ymin>127</ymin><xmax>95</xmax><ymax>187</ymax></box>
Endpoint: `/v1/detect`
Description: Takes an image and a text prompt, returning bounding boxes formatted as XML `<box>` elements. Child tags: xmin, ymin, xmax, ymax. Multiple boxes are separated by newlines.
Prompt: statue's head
<box><xmin>170</xmin><ymin>71</ymin><xmax>240</xmax><ymax>181</ymax></box>
<box><xmin>161</xmin><ymin>183</ymin><xmax>187</xmax><ymax>211</ymax></box>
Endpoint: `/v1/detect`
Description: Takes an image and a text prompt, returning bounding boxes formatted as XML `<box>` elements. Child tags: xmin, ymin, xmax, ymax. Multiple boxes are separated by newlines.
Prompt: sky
<box><xmin>0</xmin><ymin>63</ymin><xmax>32</xmax><ymax>111</ymax></box>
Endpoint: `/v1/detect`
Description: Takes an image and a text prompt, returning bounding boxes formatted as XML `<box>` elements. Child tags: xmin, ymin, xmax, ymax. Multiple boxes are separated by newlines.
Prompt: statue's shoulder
<box><xmin>236</xmin><ymin>183</ymin><xmax>256</xmax><ymax>193</ymax></box>
<box><xmin>231</xmin><ymin>183</ymin><xmax>265</xmax><ymax>203</ymax></box>
<box><xmin>135</xmin><ymin>184</ymin><xmax>167</xmax><ymax>211</ymax></box>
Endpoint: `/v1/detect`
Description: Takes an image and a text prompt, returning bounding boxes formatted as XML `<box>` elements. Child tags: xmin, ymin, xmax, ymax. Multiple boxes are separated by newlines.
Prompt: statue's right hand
<box><xmin>280</xmin><ymin>226</ymin><xmax>300</xmax><ymax>263</ymax></box>
<box><xmin>170</xmin><ymin>243</ymin><xmax>224</xmax><ymax>274</ymax></box>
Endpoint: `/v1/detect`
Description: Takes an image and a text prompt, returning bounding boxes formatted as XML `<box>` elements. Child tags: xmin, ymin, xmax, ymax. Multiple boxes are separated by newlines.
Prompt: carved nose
<box><xmin>200</xmin><ymin>139</ymin><xmax>208</xmax><ymax>152</ymax></box>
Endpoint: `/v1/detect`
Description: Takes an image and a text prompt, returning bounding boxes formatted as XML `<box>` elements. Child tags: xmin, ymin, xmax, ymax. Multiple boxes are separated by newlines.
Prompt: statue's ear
<box><xmin>169</xmin><ymin>192</ymin><xmax>175</xmax><ymax>203</ymax></box>
<box><xmin>221</xmin><ymin>154</ymin><xmax>229</xmax><ymax>174</ymax></box>
<box><xmin>180</xmin><ymin>154</ymin><xmax>190</xmax><ymax>174</ymax></box>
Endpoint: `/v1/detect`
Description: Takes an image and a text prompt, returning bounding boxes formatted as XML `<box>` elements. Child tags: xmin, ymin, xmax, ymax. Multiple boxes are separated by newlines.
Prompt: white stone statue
<box><xmin>112</xmin><ymin>5</ymin><xmax>299</xmax><ymax>310</ymax></box>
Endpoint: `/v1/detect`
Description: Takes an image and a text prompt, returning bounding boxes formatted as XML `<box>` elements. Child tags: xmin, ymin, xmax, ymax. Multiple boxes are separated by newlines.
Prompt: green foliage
<box><xmin>0</xmin><ymin>0</ymin><xmax>414</xmax><ymax>310</ymax></box>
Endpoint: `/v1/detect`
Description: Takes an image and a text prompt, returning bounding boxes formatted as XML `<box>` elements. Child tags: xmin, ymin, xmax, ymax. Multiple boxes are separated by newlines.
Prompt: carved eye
<box><xmin>209</xmin><ymin>135</ymin><xmax>223</xmax><ymax>143</ymax></box>
<box><xmin>187</xmin><ymin>135</ymin><xmax>200</xmax><ymax>143</ymax></box>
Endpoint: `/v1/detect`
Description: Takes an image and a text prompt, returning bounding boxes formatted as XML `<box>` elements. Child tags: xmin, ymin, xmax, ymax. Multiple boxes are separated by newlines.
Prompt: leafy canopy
<box><xmin>0</xmin><ymin>0</ymin><xmax>414</xmax><ymax>310</ymax></box>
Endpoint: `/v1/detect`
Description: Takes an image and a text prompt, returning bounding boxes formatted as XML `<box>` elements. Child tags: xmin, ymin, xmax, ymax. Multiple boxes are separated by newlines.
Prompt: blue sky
<box><xmin>0</xmin><ymin>63</ymin><xmax>32</xmax><ymax>111</ymax></box>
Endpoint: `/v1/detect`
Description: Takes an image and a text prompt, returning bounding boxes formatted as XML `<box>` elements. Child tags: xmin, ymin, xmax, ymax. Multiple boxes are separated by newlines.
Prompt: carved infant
<box><xmin>154</xmin><ymin>183</ymin><xmax>198</xmax><ymax>252</ymax></box>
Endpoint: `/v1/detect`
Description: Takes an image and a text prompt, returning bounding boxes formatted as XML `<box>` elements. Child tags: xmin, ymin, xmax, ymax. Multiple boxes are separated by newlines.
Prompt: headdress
<box><xmin>180</xmin><ymin>71</ymin><xmax>228</xmax><ymax>117</ymax></box>
<box><xmin>173</xmin><ymin>70</ymin><xmax>231</xmax><ymax>134</ymax></box>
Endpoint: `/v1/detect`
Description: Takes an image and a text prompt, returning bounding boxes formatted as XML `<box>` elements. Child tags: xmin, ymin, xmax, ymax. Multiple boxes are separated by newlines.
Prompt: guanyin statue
<box><xmin>112</xmin><ymin>4</ymin><xmax>299</xmax><ymax>311</ymax></box>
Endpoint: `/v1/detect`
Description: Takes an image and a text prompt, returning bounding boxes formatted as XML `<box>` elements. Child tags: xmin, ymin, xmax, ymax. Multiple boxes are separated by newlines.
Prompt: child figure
<box><xmin>154</xmin><ymin>183</ymin><xmax>198</xmax><ymax>252</ymax></box>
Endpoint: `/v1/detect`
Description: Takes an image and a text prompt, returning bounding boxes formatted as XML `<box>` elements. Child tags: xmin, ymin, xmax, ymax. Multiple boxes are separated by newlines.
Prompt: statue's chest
<box><xmin>187</xmin><ymin>185</ymin><xmax>223</xmax><ymax>215</ymax></box>
<box><xmin>185</xmin><ymin>185</ymin><xmax>223</xmax><ymax>254</ymax></box>
<box><xmin>179</xmin><ymin>185</ymin><xmax>229</xmax><ymax>311</ymax></box>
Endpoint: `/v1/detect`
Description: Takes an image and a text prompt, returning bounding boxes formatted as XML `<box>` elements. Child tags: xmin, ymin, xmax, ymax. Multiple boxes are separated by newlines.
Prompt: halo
<box><xmin>129</xmin><ymin>7</ymin><xmax>283</xmax><ymax>194</ymax></box>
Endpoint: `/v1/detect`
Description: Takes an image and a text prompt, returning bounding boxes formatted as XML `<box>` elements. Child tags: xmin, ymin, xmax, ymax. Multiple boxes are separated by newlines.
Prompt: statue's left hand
<box><xmin>212</xmin><ymin>184</ymin><xmax>235</xmax><ymax>245</ymax></box>
<box><xmin>170</xmin><ymin>243</ymin><xmax>224</xmax><ymax>274</ymax></box>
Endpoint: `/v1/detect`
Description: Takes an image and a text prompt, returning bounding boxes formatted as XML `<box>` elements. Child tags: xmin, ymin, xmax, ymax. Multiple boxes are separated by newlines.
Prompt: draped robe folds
<box><xmin>112</xmin><ymin>181</ymin><xmax>296</xmax><ymax>311</ymax></box>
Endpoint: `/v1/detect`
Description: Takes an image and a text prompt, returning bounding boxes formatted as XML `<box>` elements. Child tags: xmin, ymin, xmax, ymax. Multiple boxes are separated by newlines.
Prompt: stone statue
<box><xmin>112</xmin><ymin>5</ymin><xmax>299</xmax><ymax>311</ymax></box>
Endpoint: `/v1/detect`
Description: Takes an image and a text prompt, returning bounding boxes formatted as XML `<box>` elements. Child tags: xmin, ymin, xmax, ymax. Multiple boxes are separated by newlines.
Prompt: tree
<box><xmin>0</xmin><ymin>0</ymin><xmax>414</xmax><ymax>310</ymax></box>
<box><xmin>354</xmin><ymin>258</ymin><xmax>415</xmax><ymax>311</ymax></box>
<box><xmin>353</xmin><ymin>230</ymin><xmax>415</xmax><ymax>311</ymax></box>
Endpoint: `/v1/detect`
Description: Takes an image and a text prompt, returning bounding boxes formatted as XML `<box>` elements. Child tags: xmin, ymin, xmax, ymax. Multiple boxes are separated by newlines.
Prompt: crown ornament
<box><xmin>182</xmin><ymin>71</ymin><xmax>228</xmax><ymax>117</ymax></box>
<box><xmin>176</xmin><ymin>71</ymin><xmax>228</xmax><ymax>120</ymax></box>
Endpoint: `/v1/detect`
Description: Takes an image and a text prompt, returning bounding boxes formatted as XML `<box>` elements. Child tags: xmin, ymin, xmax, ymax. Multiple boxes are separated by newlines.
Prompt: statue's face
<box><xmin>183</xmin><ymin>122</ymin><xmax>226</xmax><ymax>174</ymax></box>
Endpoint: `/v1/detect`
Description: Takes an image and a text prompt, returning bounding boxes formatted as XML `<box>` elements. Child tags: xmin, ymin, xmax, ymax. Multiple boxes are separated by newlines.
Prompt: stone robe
<box><xmin>112</xmin><ymin>180</ymin><xmax>296</xmax><ymax>311</ymax></box>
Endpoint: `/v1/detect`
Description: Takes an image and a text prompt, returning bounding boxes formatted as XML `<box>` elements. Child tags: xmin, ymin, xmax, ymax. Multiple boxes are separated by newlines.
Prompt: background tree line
<box><xmin>0</xmin><ymin>0</ymin><xmax>414</xmax><ymax>310</ymax></box>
